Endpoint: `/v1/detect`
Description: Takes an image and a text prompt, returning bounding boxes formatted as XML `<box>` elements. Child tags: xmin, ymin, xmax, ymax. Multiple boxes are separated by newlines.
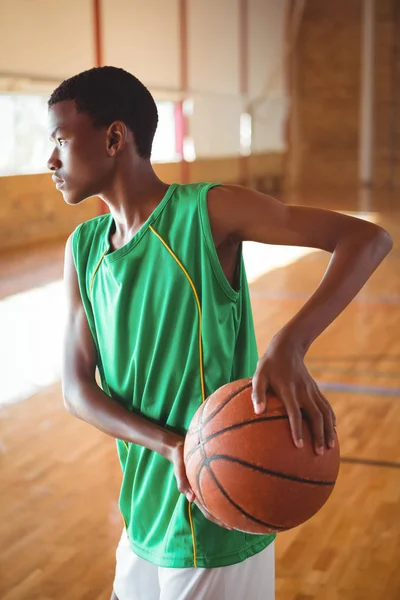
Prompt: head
<box><xmin>47</xmin><ymin>66</ymin><xmax>158</xmax><ymax>204</ymax></box>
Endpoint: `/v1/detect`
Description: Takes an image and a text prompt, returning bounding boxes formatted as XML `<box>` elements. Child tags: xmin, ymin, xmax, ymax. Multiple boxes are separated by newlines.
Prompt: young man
<box><xmin>48</xmin><ymin>66</ymin><xmax>392</xmax><ymax>600</ymax></box>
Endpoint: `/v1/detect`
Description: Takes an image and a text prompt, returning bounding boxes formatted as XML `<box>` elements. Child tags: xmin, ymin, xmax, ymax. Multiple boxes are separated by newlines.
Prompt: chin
<box><xmin>62</xmin><ymin>189</ymin><xmax>90</xmax><ymax>206</ymax></box>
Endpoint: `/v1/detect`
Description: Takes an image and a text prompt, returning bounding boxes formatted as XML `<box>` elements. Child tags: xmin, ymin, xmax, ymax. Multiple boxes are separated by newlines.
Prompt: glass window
<box><xmin>0</xmin><ymin>95</ymin><xmax>179</xmax><ymax>176</ymax></box>
<box><xmin>152</xmin><ymin>100</ymin><xmax>180</xmax><ymax>163</ymax></box>
<box><xmin>0</xmin><ymin>94</ymin><xmax>51</xmax><ymax>176</ymax></box>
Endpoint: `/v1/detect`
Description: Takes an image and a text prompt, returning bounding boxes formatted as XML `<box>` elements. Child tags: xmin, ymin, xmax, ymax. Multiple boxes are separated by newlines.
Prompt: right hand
<box><xmin>166</xmin><ymin>437</ymin><xmax>196</xmax><ymax>503</ymax></box>
<box><xmin>166</xmin><ymin>436</ymin><xmax>232</xmax><ymax>529</ymax></box>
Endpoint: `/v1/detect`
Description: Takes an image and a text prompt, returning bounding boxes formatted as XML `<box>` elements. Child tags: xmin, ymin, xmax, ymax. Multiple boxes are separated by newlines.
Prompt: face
<box><xmin>47</xmin><ymin>100</ymin><xmax>113</xmax><ymax>205</ymax></box>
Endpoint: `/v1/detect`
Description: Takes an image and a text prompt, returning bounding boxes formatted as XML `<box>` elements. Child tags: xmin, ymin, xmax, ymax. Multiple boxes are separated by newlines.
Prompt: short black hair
<box><xmin>48</xmin><ymin>66</ymin><xmax>158</xmax><ymax>158</ymax></box>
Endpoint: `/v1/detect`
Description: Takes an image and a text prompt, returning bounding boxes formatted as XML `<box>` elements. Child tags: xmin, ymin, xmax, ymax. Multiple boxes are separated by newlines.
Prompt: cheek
<box><xmin>64</xmin><ymin>146</ymin><xmax>109</xmax><ymax>182</ymax></box>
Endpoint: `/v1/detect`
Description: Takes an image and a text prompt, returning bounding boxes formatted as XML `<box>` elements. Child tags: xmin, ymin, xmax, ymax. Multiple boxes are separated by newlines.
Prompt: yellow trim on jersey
<box><xmin>149</xmin><ymin>224</ymin><xmax>205</xmax><ymax>568</ymax></box>
<box><xmin>91</xmin><ymin>250</ymin><xmax>130</xmax><ymax>454</ymax></box>
<box><xmin>149</xmin><ymin>226</ymin><xmax>206</xmax><ymax>405</ymax></box>
<box><xmin>187</xmin><ymin>502</ymin><xmax>197</xmax><ymax>566</ymax></box>
<box><xmin>90</xmin><ymin>247</ymin><xmax>108</xmax><ymax>299</ymax></box>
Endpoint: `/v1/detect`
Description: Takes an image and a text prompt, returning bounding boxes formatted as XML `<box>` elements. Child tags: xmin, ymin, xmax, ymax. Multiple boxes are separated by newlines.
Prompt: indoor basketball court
<box><xmin>0</xmin><ymin>1</ymin><xmax>399</xmax><ymax>599</ymax></box>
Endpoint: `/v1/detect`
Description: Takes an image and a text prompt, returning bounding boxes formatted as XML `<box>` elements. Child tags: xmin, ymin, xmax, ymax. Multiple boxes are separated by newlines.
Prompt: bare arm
<box><xmin>207</xmin><ymin>185</ymin><xmax>393</xmax><ymax>451</ymax></box>
<box><xmin>207</xmin><ymin>185</ymin><xmax>392</xmax><ymax>352</ymax></box>
<box><xmin>62</xmin><ymin>234</ymin><xmax>195</xmax><ymax>500</ymax></box>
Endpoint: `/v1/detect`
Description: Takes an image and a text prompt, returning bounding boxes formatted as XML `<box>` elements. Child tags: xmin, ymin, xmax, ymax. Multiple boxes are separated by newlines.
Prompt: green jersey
<box><xmin>72</xmin><ymin>182</ymin><xmax>275</xmax><ymax>568</ymax></box>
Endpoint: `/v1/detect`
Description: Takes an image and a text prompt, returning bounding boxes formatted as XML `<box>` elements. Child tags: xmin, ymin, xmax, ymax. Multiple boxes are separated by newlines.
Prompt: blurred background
<box><xmin>0</xmin><ymin>1</ymin><xmax>399</xmax><ymax>599</ymax></box>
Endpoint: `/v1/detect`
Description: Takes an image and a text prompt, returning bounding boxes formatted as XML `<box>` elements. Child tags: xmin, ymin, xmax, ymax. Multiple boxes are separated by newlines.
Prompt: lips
<box><xmin>52</xmin><ymin>175</ymin><xmax>65</xmax><ymax>190</ymax></box>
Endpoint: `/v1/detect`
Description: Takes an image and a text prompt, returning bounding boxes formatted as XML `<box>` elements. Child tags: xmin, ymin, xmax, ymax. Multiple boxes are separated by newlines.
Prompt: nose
<box><xmin>47</xmin><ymin>147</ymin><xmax>61</xmax><ymax>172</ymax></box>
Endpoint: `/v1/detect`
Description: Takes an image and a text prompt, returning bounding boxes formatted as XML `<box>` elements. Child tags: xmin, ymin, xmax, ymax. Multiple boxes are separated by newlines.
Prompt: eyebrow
<box><xmin>49</xmin><ymin>126</ymin><xmax>66</xmax><ymax>140</ymax></box>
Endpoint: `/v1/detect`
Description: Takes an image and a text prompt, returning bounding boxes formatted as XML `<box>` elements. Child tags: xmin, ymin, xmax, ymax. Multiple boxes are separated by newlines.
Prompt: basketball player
<box><xmin>47</xmin><ymin>67</ymin><xmax>392</xmax><ymax>600</ymax></box>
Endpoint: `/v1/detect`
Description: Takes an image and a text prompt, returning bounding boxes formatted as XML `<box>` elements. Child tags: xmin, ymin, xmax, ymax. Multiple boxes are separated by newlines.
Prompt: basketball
<box><xmin>184</xmin><ymin>378</ymin><xmax>340</xmax><ymax>534</ymax></box>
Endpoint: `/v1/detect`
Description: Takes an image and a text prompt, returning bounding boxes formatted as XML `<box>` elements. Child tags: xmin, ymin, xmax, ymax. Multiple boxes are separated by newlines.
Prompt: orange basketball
<box><xmin>184</xmin><ymin>378</ymin><xmax>340</xmax><ymax>533</ymax></box>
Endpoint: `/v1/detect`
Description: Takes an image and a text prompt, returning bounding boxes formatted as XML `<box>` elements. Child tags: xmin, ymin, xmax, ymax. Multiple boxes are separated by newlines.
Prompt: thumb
<box><xmin>176</xmin><ymin>468</ymin><xmax>195</xmax><ymax>502</ymax></box>
<box><xmin>252</xmin><ymin>371</ymin><xmax>268</xmax><ymax>415</ymax></box>
<box><xmin>175</xmin><ymin>446</ymin><xmax>196</xmax><ymax>503</ymax></box>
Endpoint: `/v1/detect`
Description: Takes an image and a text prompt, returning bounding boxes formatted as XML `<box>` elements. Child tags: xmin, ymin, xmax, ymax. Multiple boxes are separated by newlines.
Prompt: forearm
<box><xmin>277</xmin><ymin>226</ymin><xmax>392</xmax><ymax>353</ymax></box>
<box><xmin>62</xmin><ymin>379</ymin><xmax>181</xmax><ymax>460</ymax></box>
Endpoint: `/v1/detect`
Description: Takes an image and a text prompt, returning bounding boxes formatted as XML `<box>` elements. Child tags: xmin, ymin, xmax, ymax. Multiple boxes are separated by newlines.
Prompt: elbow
<box><xmin>371</xmin><ymin>226</ymin><xmax>393</xmax><ymax>258</ymax></box>
<box><xmin>62</xmin><ymin>381</ymin><xmax>80</xmax><ymax>417</ymax></box>
<box><xmin>63</xmin><ymin>398</ymin><xmax>76</xmax><ymax>416</ymax></box>
<box><xmin>62</xmin><ymin>376</ymin><xmax>95</xmax><ymax>419</ymax></box>
<box><xmin>339</xmin><ymin>223</ymin><xmax>393</xmax><ymax>265</ymax></box>
<box><xmin>63</xmin><ymin>393</ymin><xmax>77</xmax><ymax>416</ymax></box>
<box><xmin>352</xmin><ymin>221</ymin><xmax>393</xmax><ymax>258</ymax></box>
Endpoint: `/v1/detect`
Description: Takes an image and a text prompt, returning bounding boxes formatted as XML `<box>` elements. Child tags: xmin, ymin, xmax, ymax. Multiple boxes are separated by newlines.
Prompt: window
<box><xmin>152</xmin><ymin>101</ymin><xmax>180</xmax><ymax>163</ymax></box>
<box><xmin>0</xmin><ymin>94</ymin><xmax>51</xmax><ymax>176</ymax></box>
<box><xmin>0</xmin><ymin>95</ymin><xmax>180</xmax><ymax>176</ymax></box>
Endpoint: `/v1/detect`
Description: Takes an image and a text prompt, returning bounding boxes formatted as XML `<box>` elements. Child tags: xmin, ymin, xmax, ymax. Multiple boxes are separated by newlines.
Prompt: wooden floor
<box><xmin>1</xmin><ymin>189</ymin><xmax>399</xmax><ymax>600</ymax></box>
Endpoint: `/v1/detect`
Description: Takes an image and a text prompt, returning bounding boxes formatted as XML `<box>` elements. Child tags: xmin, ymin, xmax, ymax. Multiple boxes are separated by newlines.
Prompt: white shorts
<box><xmin>113</xmin><ymin>529</ymin><xmax>275</xmax><ymax>600</ymax></box>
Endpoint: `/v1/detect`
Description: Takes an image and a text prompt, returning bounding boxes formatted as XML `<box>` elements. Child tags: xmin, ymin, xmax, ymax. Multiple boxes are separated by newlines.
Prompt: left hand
<box><xmin>251</xmin><ymin>334</ymin><xmax>336</xmax><ymax>455</ymax></box>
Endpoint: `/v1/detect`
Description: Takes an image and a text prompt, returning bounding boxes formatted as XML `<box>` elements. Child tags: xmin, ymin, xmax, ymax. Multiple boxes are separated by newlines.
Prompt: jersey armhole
<box><xmin>70</xmin><ymin>221</ymin><xmax>112</xmax><ymax>398</ymax></box>
<box><xmin>71</xmin><ymin>223</ymin><xmax>84</xmax><ymax>273</ymax></box>
<box><xmin>198</xmin><ymin>183</ymin><xmax>241</xmax><ymax>302</ymax></box>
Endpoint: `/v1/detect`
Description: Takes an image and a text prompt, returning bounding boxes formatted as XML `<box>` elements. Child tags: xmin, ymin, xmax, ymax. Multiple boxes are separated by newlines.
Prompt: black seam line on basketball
<box><xmin>196</xmin><ymin>462</ymin><xmax>208</xmax><ymax>508</ymax></box>
<box><xmin>198</xmin><ymin>399</ymin><xmax>208</xmax><ymax>461</ymax></box>
<box><xmin>207</xmin><ymin>463</ymin><xmax>287</xmax><ymax>531</ymax></box>
<box><xmin>205</xmin><ymin>455</ymin><xmax>336</xmax><ymax>486</ymax></box>
<box><xmin>188</xmin><ymin>413</ymin><xmax>289</xmax><ymax>437</ymax></box>
<box><xmin>200</xmin><ymin>381</ymin><xmax>253</xmax><ymax>428</ymax></box>
<box><xmin>199</xmin><ymin>394</ymin><xmax>208</xmax><ymax>429</ymax></box>
<box><xmin>184</xmin><ymin>415</ymin><xmax>289</xmax><ymax>463</ymax></box>
<box><xmin>340</xmin><ymin>457</ymin><xmax>400</xmax><ymax>470</ymax></box>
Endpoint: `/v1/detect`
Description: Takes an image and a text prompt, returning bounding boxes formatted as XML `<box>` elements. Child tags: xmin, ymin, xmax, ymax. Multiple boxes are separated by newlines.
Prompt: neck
<box><xmin>99</xmin><ymin>160</ymin><xmax>170</xmax><ymax>239</ymax></box>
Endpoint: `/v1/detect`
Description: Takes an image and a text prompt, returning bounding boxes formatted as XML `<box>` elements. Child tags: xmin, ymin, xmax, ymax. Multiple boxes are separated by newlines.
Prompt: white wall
<box><xmin>248</xmin><ymin>0</ymin><xmax>289</xmax><ymax>153</ymax></box>
<box><xmin>187</xmin><ymin>0</ymin><xmax>239</xmax><ymax>96</ymax></box>
<box><xmin>102</xmin><ymin>0</ymin><xmax>180</xmax><ymax>91</ymax></box>
<box><xmin>186</xmin><ymin>0</ymin><xmax>287</xmax><ymax>157</ymax></box>
<box><xmin>248</xmin><ymin>0</ymin><xmax>287</xmax><ymax>100</ymax></box>
<box><xmin>187</xmin><ymin>0</ymin><xmax>241</xmax><ymax>157</ymax></box>
<box><xmin>0</xmin><ymin>0</ymin><xmax>93</xmax><ymax>80</ymax></box>
<box><xmin>0</xmin><ymin>0</ymin><xmax>288</xmax><ymax>158</ymax></box>
<box><xmin>190</xmin><ymin>94</ymin><xmax>243</xmax><ymax>157</ymax></box>
<box><xmin>251</xmin><ymin>98</ymin><xmax>287</xmax><ymax>153</ymax></box>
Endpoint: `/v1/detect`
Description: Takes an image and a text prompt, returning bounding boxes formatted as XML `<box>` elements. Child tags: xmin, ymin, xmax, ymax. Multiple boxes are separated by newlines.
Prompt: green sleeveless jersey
<box><xmin>72</xmin><ymin>182</ymin><xmax>275</xmax><ymax>568</ymax></box>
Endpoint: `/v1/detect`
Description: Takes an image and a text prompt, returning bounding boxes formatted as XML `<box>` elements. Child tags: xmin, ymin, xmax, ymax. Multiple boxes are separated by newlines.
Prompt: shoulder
<box><xmin>71</xmin><ymin>214</ymin><xmax>111</xmax><ymax>245</ymax></box>
<box><xmin>69</xmin><ymin>214</ymin><xmax>111</xmax><ymax>263</ymax></box>
<box><xmin>173</xmin><ymin>182</ymin><xmax>221</xmax><ymax>198</ymax></box>
<box><xmin>77</xmin><ymin>213</ymin><xmax>111</xmax><ymax>236</ymax></box>
<box><xmin>202</xmin><ymin>184</ymin><xmax>246</xmax><ymax>246</ymax></box>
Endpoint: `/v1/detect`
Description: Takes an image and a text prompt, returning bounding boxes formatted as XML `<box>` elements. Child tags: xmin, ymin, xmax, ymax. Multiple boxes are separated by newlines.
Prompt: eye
<box><xmin>57</xmin><ymin>138</ymin><xmax>66</xmax><ymax>147</ymax></box>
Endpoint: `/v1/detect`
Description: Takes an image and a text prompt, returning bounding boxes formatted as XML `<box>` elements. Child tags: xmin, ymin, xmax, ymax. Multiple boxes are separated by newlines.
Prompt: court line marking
<box><xmin>250</xmin><ymin>290</ymin><xmax>400</xmax><ymax>307</ymax></box>
<box><xmin>310</xmin><ymin>366</ymin><xmax>400</xmax><ymax>379</ymax></box>
<box><xmin>340</xmin><ymin>457</ymin><xmax>400</xmax><ymax>470</ymax></box>
<box><xmin>309</xmin><ymin>355</ymin><xmax>400</xmax><ymax>363</ymax></box>
<box><xmin>316</xmin><ymin>381</ymin><xmax>400</xmax><ymax>397</ymax></box>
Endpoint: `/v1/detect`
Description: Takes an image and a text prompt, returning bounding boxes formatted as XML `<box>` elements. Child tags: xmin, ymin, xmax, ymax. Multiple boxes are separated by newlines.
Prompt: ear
<box><xmin>105</xmin><ymin>121</ymin><xmax>127</xmax><ymax>156</ymax></box>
